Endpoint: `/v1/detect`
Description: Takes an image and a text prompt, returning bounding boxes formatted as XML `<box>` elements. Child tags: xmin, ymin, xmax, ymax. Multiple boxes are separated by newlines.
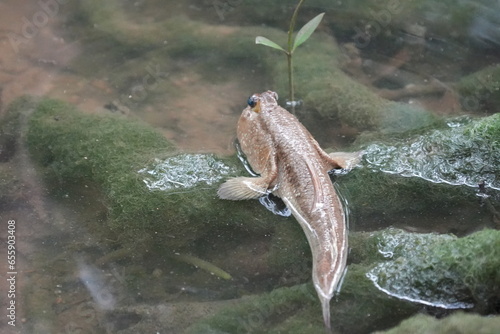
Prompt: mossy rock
<box><xmin>456</xmin><ymin>64</ymin><xmax>500</xmax><ymax>113</ymax></box>
<box><xmin>185</xmin><ymin>226</ymin><xmax>499</xmax><ymax>333</ymax></box>
<box><xmin>185</xmin><ymin>271</ymin><xmax>416</xmax><ymax>334</ymax></box>
<box><xmin>341</xmin><ymin>113</ymin><xmax>500</xmax><ymax>224</ymax></box>
<box><xmin>185</xmin><ymin>231</ymin><xmax>423</xmax><ymax>333</ymax></box>
<box><xmin>339</xmin><ymin>167</ymin><xmax>477</xmax><ymax>223</ymax></box>
<box><xmin>377</xmin><ymin>312</ymin><xmax>500</xmax><ymax>334</ymax></box>
<box><xmin>25</xmin><ymin>98</ymin><xmax>282</xmax><ymax>253</ymax></box>
<box><xmin>366</xmin><ymin>228</ymin><xmax>500</xmax><ymax>313</ymax></box>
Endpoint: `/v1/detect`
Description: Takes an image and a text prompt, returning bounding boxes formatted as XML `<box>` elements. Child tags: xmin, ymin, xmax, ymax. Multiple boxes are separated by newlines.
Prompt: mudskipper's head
<box><xmin>243</xmin><ymin>90</ymin><xmax>279</xmax><ymax>117</ymax></box>
<box><xmin>236</xmin><ymin>91</ymin><xmax>279</xmax><ymax>161</ymax></box>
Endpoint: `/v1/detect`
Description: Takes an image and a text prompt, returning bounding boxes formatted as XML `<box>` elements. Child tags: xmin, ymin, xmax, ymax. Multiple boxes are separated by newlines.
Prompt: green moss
<box><xmin>267</xmin><ymin>220</ymin><xmax>309</xmax><ymax>277</ymax></box>
<box><xmin>367</xmin><ymin>229</ymin><xmax>500</xmax><ymax>311</ymax></box>
<box><xmin>335</xmin><ymin>264</ymin><xmax>417</xmax><ymax>333</ymax></box>
<box><xmin>342</xmin><ymin>113</ymin><xmax>500</xmax><ymax>221</ymax></box>
<box><xmin>456</xmin><ymin>64</ymin><xmax>500</xmax><ymax>112</ymax></box>
<box><xmin>339</xmin><ymin>167</ymin><xmax>476</xmax><ymax>222</ymax></box>
<box><xmin>378</xmin><ymin>312</ymin><xmax>500</xmax><ymax>334</ymax></box>
<box><xmin>25</xmin><ymin>98</ymin><xmax>280</xmax><ymax>252</ymax></box>
<box><xmin>185</xmin><ymin>283</ymin><xmax>322</xmax><ymax>334</ymax></box>
<box><xmin>184</xmin><ymin>227</ymin><xmax>499</xmax><ymax>333</ymax></box>
<box><xmin>186</xmin><ymin>253</ymin><xmax>417</xmax><ymax>333</ymax></box>
<box><xmin>463</xmin><ymin>112</ymin><xmax>500</xmax><ymax>148</ymax></box>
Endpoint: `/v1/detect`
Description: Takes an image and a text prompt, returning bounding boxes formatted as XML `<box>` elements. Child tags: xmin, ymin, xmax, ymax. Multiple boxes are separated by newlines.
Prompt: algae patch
<box><xmin>363</xmin><ymin>114</ymin><xmax>500</xmax><ymax>190</ymax></box>
<box><xmin>367</xmin><ymin>228</ymin><xmax>500</xmax><ymax>310</ymax></box>
<box><xmin>377</xmin><ymin>311</ymin><xmax>500</xmax><ymax>334</ymax></box>
<box><xmin>25</xmin><ymin>97</ymin><xmax>283</xmax><ymax>255</ymax></box>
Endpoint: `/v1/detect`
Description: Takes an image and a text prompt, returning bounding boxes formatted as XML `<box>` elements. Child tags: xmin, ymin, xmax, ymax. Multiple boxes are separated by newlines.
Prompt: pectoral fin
<box><xmin>328</xmin><ymin>151</ymin><xmax>363</xmax><ymax>170</ymax></box>
<box><xmin>218</xmin><ymin>177</ymin><xmax>270</xmax><ymax>200</ymax></box>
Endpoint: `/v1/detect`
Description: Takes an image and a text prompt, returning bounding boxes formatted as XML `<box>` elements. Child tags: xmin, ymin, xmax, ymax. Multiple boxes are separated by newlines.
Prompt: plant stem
<box><xmin>287</xmin><ymin>52</ymin><xmax>294</xmax><ymax>113</ymax></box>
<box><xmin>286</xmin><ymin>0</ymin><xmax>306</xmax><ymax>114</ymax></box>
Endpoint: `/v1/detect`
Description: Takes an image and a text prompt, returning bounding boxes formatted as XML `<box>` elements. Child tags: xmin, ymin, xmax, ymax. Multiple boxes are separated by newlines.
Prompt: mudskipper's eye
<box><xmin>247</xmin><ymin>96</ymin><xmax>257</xmax><ymax>108</ymax></box>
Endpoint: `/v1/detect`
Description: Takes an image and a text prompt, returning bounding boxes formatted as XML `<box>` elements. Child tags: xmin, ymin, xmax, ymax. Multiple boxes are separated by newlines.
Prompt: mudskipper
<box><xmin>218</xmin><ymin>91</ymin><xmax>360</xmax><ymax>329</ymax></box>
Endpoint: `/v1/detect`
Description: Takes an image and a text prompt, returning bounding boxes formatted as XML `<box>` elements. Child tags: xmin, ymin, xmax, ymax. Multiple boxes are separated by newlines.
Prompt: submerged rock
<box><xmin>185</xmin><ymin>227</ymin><xmax>499</xmax><ymax>333</ymax></box>
<box><xmin>366</xmin><ymin>228</ymin><xmax>500</xmax><ymax>311</ymax></box>
<box><xmin>376</xmin><ymin>312</ymin><xmax>500</xmax><ymax>334</ymax></box>
<box><xmin>456</xmin><ymin>64</ymin><xmax>500</xmax><ymax>113</ymax></box>
<box><xmin>71</xmin><ymin>0</ymin><xmax>439</xmax><ymax>135</ymax></box>
<box><xmin>342</xmin><ymin>113</ymin><xmax>500</xmax><ymax>230</ymax></box>
<box><xmin>363</xmin><ymin>114</ymin><xmax>500</xmax><ymax>190</ymax></box>
<box><xmin>25</xmin><ymin>98</ymin><xmax>282</xmax><ymax>255</ymax></box>
<box><xmin>185</xmin><ymin>273</ymin><xmax>416</xmax><ymax>334</ymax></box>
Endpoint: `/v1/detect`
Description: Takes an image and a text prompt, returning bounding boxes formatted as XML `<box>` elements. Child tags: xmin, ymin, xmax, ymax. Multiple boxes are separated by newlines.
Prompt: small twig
<box><xmin>286</xmin><ymin>0</ymin><xmax>306</xmax><ymax>114</ymax></box>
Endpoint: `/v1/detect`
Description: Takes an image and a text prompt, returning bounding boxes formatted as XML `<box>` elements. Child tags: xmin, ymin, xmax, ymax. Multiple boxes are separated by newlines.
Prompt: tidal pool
<box><xmin>0</xmin><ymin>1</ymin><xmax>499</xmax><ymax>333</ymax></box>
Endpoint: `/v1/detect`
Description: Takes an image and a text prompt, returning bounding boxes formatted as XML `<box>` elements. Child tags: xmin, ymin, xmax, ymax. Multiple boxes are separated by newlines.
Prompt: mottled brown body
<box><xmin>218</xmin><ymin>91</ymin><xmax>359</xmax><ymax>329</ymax></box>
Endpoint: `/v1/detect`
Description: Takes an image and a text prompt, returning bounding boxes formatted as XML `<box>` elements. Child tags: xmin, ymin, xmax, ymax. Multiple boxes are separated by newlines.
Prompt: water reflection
<box><xmin>469</xmin><ymin>1</ymin><xmax>500</xmax><ymax>48</ymax></box>
<box><xmin>77</xmin><ymin>259</ymin><xmax>116</xmax><ymax>311</ymax></box>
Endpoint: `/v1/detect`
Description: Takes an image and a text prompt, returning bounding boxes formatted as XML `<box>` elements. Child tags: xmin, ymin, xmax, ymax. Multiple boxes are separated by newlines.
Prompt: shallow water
<box><xmin>1</xmin><ymin>1</ymin><xmax>499</xmax><ymax>333</ymax></box>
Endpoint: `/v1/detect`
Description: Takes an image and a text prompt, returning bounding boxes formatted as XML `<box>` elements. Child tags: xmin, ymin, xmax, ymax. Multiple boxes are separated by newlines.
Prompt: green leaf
<box><xmin>292</xmin><ymin>12</ymin><xmax>325</xmax><ymax>52</ymax></box>
<box><xmin>255</xmin><ymin>36</ymin><xmax>286</xmax><ymax>52</ymax></box>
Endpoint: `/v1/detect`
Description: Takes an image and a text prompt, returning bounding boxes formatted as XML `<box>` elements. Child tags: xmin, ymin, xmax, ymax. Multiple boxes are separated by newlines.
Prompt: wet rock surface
<box><xmin>367</xmin><ymin>228</ymin><xmax>500</xmax><ymax>311</ymax></box>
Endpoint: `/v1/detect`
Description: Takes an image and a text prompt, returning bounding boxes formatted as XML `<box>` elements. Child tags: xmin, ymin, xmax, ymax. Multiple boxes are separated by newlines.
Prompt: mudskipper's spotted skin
<box><xmin>218</xmin><ymin>91</ymin><xmax>360</xmax><ymax>330</ymax></box>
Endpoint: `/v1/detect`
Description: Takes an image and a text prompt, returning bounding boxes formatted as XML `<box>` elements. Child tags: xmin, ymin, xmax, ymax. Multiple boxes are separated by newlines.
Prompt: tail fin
<box><xmin>320</xmin><ymin>295</ymin><xmax>332</xmax><ymax>332</ymax></box>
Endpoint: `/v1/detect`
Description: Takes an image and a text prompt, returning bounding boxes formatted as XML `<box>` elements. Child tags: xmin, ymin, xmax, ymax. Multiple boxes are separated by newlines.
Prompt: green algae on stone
<box><xmin>185</xmin><ymin>283</ymin><xmax>323</xmax><ymax>334</ymax></box>
<box><xmin>26</xmin><ymin>98</ymin><xmax>279</xmax><ymax>252</ymax></box>
<box><xmin>339</xmin><ymin>166</ymin><xmax>477</xmax><ymax>223</ymax></box>
<box><xmin>376</xmin><ymin>312</ymin><xmax>500</xmax><ymax>334</ymax></box>
<box><xmin>267</xmin><ymin>219</ymin><xmax>310</xmax><ymax>277</ymax></box>
<box><xmin>186</xmin><ymin>247</ymin><xmax>417</xmax><ymax>334</ymax></box>
<box><xmin>341</xmin><ymin>113</ymin><xmax>500</xmax><ymax>221</ymax></box>
<box><xmin>363</xmin><ymin>113</ymin><xmax>500</xmax><ymax>189</ymax></box>
<box><xmin>456</xmin><ymin>64</ymin><xmax>500</xmax><ymax>112</ymax></box>
<box><xmin>334</xmin><ymin>264</ymin><xmax>417</xmax><ymax>333</ymax></box>
<box><xmin>366</xmin><ymin>228</ymin><xmax>500</xmax><ymax>311</ymax></box>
